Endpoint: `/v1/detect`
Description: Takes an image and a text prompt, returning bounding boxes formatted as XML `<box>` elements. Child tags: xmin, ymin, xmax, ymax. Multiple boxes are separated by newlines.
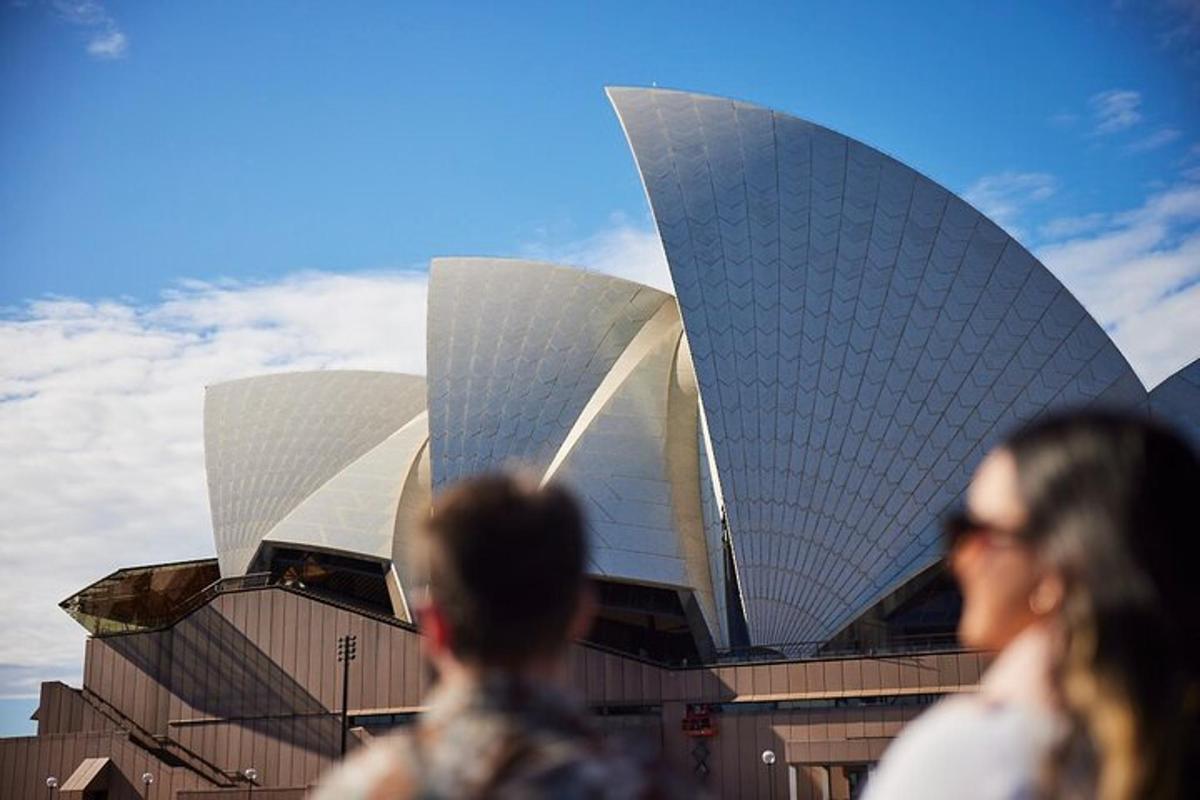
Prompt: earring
<box><xmin>1028</xmin><ymin>585</ymin><xmax>1057</xmax><ymax>615</ymax></box>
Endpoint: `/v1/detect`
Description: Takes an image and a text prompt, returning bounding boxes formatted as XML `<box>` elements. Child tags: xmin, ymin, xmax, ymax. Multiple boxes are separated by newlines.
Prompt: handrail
<box><xmin>709</xmin><ymin>632</ymin><xmax>964</xmax><ymax>666</ymax></box>
<box><xmin>79</xmin><ymin>686</ymin><xmax>236</xmax><ymax>787</ymax></box>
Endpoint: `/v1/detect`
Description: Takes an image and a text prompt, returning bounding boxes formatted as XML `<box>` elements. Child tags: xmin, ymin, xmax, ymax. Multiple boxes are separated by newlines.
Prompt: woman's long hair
<box><xmin>1004</xmin><ymin>411</ymin><xmax>1199</xmax><ymax>800</ymax></box>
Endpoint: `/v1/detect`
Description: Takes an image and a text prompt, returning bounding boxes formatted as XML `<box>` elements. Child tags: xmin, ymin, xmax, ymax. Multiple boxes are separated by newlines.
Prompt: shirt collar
<box><xmin>979</xmin><ymin>623</ymin><xmax>1059</xmax><ymax>710</ymax></box>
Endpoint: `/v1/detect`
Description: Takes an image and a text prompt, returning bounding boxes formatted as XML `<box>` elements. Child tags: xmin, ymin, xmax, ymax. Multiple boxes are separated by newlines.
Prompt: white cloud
<box><xmin>963</xmin><ymin>172</ymin><xmax>1057</xmax><ymax>240</ymax></box>
<box><xmin>1038</xmin><ymin>212</ymin><xmax>1109</xmax><ymax>240</ymax></box>
<box><xmin>1037</xmin><ymin>182</ymin><xmax>1200</xmax><ymax>388</ymax></box>
<box><xmin>1089</xmin><ymin>89</ymin><xmax>1143</xmax><ymax>134</ymax></box>
<box><xmin>0</xmin><ymin>271</ymin><xmax>428</xmax><ymax>696</ymax></box>
<box><xmin>1128</xmin><ymin>127</ymin><xmax>1183</xmax><ymax>152</ymax></box>
<box><xmin>50</xmin><ymin>0</ymin><xmax>128</xmax><ymax>59</ymax></box>
<box><xmin>0</xmin><ymin>220</ymin><xmax>665</xmax><ymax>697</ymax></box>
<box><xmin>86</xmin><ymin>28</ymin><xmax>127</xmax><ymax>59</ymax></box>
<box><xmin>51</xmin><ymin>0</ymin><xmax>106</xmax><ymax>26</ymax></box>
<box><xmin>519</xmin><ymin>213</ymin><xmax>671</xmax><ymax>291</ymax></box>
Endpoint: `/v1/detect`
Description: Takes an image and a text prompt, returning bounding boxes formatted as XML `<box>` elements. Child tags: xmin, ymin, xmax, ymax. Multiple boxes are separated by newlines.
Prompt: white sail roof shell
<box><xmin>427</xmin><ymin>258</ymin><xmax>727</xmax><ymax>646</ymax></box>
<box><xmin>608</xmin><ymin>87</ymin><xmax>1148</xmax><ymax>646</ymax></box>
<box><xmin>204</xmin><ymin>371</ymin><xmax>428</xmax><ymax>579</ymax></box>
<box><xmin>1150</xmin><ymin>358</ymin><xmax>1200</xmax><ymax>448</ymax></box>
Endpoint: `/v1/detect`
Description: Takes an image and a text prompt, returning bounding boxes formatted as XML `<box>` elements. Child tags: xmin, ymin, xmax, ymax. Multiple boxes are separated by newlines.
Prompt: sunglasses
<box><xmin>941</xmin><ymin>508</ymin><xmax>1025</xmax><ymax>553</ymax></box>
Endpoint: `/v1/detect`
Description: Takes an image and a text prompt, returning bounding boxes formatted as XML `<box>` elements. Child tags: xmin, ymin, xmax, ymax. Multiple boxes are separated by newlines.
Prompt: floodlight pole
<box><xmin>336</xmin><ymin>634</ymin><xmax>358</xmax><ymax>757</ymax></box>
<box><xmin>762</xmin><ymin>750</ymin><xmax>777</xmax><ymax>800</ymax></box>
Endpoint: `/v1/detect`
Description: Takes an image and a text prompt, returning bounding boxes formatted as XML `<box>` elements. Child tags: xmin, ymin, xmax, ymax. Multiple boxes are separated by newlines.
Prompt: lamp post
<box><xmin>140</xmin><ymin>772</ymin><xmax>154</xmax><ymax>798</ymax></box>
<box><xmin>45</xmin><ymin>776</ymin><xmax>58</xmax><ymax>800</ymax></box>
<box><xmin>761</xmin><ymin>749</ymin><xmax>777</xmax><ymax>800</ymax></box>
<box><xmin>336</xmin><ymin>633</ymin><xmax>358</xmax><ymax>757</ymax></box>
<box><xmin>242</xmin><ymin>767</ymin><xmax>259</xmax><ymax>799</ymax></box>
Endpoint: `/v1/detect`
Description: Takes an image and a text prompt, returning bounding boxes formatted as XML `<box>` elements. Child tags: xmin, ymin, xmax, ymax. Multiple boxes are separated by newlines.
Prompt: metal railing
<box><xmin>709</xmin><ymin>632</ymin><xmax>963</xmax><ymax>666</ymax></box>
<box><xmin>79</xmin><ymin>686</ymin><xmax>236</xmax><ymax>787</ymax></box>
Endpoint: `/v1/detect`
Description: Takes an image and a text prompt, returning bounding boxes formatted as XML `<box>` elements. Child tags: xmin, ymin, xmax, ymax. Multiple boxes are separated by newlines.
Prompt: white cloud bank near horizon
<box><xmin>0</xmin><ymin>193</ymin><xmax>1197</xmax><ymax>697</ymax></box>
<box><xmin>0</xmin><ymin>271</ymin><xmax>430</xmax><ymax>696</ymax></box>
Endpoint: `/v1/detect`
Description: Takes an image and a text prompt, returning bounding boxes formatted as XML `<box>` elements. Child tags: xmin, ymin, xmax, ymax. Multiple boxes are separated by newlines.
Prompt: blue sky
<box><xmin>1</xmin><ymin>1</ymin><xmax>1198</xmax><ymax>737</ymax></box>
<box><xmin>2</xmin><ymin>1</ymin><xmax>1196</xmax><ymax>302</ymax></box>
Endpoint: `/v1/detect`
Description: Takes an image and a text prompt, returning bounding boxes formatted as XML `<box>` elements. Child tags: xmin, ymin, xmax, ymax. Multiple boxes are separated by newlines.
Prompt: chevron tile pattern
<box><xmin>204</xmin><ymin>371</ymin><xmax>427</xmax><ymax>576</ymax></box>
<box><xmin>609</xmin><ymin>87</ymin><xmax>1148</xmax><ymax>646</ymax></box>
<box><xmin>1150</xmin><ymin>358</ymin><xmax>1200</xmax><ymax>448</ymax></box>
<box><xmin>427</xmin><ymin>258</ymin><xmax>672</xmax><ymax>487</ymax></box>
<box><xmin>263</xmin><ymin>413</ymin><xmax>429</xmax><ymax>562</ymax></box>
<box><xmin>426</xmin><ymin>258</ymin><xmax>727</xmax><ymax>647</ymax></box>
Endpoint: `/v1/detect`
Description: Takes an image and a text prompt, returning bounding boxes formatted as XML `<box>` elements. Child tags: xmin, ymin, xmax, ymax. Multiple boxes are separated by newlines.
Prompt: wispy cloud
<box><xmin>1089</xmin><ymin>89</ymin><xmax>1143</xmax><ymax>134</ymax></box>
<box><xmin>51</xmin><ymin>0</ymin><xmax>127</xmax><ymax>59</ymax></box>
<box><xmin>963</xmin><ymin>171</ymin><xmax>1057</xmax><ymax>240</ymax></box>
<box><xmin>1037</xmin><ymin>180</ymin><xmax>1200</xmax><ymax>388</ymax></box>
<box><xmin>1038</xmin><ymin>212</ymin><xmax>1109</xmax><ymax>240</ymax></box>
<box><xmin>1128</xmin><ymin>127</ymin><xmax>1183</xmax><ymax>152</ymax></box>
<box><xmin>85</xmin><ymin>27</ymin><xmax>127</xmax><ymax>59</ymax></box>
<box><xmin>1048</xmin><ymin>111</ymin><xmax>1080</xmax><ymax>128</ymax></box>
<box><xmin>1153</xmin><ymin>0</ymin><xmax>1200</xmax><ymax>52</ymax></box>
<box><xmin>519</xmin><ymin>213</ymin><xmax>671</xmax><ymax>291</ymax></box>
<box><xmin>0</xmin><ymin>271</ymin><xmax>429</xmax><ymax>696</ymax></box>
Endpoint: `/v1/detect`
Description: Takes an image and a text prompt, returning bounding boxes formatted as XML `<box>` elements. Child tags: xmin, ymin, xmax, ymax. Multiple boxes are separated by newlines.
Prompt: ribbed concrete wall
<box><xmin>3</xmin><ymin>587</ymin><xmax>987</xmax><ymax>798</ymax></box>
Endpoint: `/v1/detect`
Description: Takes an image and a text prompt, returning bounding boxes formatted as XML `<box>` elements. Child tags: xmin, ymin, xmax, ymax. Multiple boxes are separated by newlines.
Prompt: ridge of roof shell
<box><xmin>206</xmin><ymin>368</ymin><xmax>426</xmax><ymax>389</ymax></box>
<box><xmin>429</xmin><ymin>255</ymin><xmax>670</xmax><ymax>298</ymax></box>
<box><xmin>608</xmin><ymin>86</ymin><xmax>1150</xmax><ymax>647</ymax></box>
<box><xmin>1149</xmin><ymin>357</ymin><xmax>1200</xmax><ymax>447</ymax></box>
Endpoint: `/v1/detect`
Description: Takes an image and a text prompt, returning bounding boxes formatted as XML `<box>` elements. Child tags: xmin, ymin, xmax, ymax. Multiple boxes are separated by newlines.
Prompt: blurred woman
<box><xmin>864</xmin><ymin>411</ymin><xmax>1199</xmax><ymax>800</ymax></box>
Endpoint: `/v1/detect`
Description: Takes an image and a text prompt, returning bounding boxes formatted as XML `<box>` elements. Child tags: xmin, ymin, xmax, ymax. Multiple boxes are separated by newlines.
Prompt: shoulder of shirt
<box><xmin>861</xmin><ymin>695</ymin><xmax>1054</xmax><ymax>800</ymax></box>
<box><xmin>310</xmin><ymin>732</ymin><xmax>419</xmax><ymax>800</ymax></box>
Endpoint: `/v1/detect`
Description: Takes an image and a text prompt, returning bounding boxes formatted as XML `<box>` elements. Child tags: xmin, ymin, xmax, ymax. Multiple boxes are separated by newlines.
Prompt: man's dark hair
<box><xmin>420</xmin><ymin>473</ymin><xmax>587</xmax><ymax>666</ymax></box>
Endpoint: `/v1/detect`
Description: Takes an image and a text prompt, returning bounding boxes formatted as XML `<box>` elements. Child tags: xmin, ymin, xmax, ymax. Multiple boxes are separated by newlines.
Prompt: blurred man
<box><xmin>314</xmin><ymin>473</ymin><xmax>692</xmax><ymax>799</ymax></box>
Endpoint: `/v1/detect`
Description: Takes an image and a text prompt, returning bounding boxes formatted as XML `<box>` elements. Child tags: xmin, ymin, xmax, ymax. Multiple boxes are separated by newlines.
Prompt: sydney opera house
<box><xmin>3</xmin><ymin>88</ymin><xmax>1197</xmax><ymax>799</ymax></box>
